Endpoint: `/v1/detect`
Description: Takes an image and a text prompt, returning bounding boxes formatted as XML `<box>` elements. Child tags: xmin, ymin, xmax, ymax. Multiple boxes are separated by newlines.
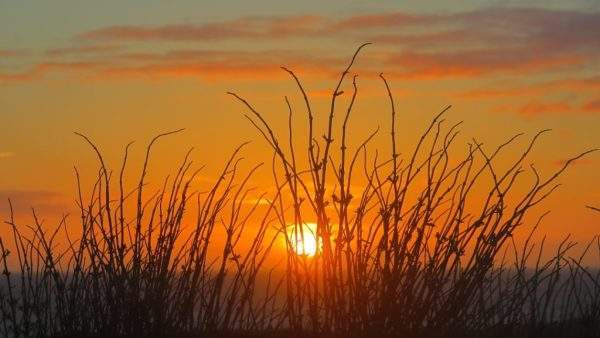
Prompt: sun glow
<box><xmin>286</xmin><ymin>222</ymin><xmax>320</xmax><ymax>257</ymax></box>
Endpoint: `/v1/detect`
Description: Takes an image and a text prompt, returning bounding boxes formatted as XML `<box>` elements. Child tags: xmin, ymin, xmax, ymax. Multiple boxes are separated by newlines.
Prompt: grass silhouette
<box><xmin>1</xmin><ymin>45</ymin><xmax>599</xmax><ymax>338</ymax></box>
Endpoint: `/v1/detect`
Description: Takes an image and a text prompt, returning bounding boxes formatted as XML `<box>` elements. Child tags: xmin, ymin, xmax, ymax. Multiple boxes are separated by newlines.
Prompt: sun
<box><xmin>286</xmin><ymin>222</ymin><xmax>320</xmax><ymax>257</ymax></box>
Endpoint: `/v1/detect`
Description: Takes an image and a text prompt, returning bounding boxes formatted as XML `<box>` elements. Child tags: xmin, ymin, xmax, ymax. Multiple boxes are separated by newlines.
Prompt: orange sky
<box><xmin>1</xmin><ymin>2</ymin><xmax>599</xmax><ymax>259</ymax></box>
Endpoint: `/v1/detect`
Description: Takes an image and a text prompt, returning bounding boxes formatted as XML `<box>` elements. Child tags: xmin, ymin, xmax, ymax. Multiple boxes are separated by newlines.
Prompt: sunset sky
<box><xmin>1</xmin><ymin>1</ymin><xmax>599</xmax><ymax>250</ymax></box>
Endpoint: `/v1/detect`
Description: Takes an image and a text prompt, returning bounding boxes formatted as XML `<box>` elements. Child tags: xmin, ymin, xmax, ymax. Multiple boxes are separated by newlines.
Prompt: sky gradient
<box><xmin>1</xmin><ymin>1</ymin><xmax>599</xmax><ymax>252</ymax></box>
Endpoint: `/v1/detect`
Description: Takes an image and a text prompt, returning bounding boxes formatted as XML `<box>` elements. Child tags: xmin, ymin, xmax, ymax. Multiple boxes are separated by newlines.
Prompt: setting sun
<box><xmin>286</xmin><ymin>223</ymin><xmax>320</xmax><ymax>257</ymax></box>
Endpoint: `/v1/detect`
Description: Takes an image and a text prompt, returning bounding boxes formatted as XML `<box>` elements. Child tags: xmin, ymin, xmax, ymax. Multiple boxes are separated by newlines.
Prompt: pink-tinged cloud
<box><xmin>0</xmin><ymin>49</ymin><xmax>26</xmax><ymax>57</ymax></box>
<box><xmin>371</xmin><ymin>29</ymin><xmax>489</xmax><ymax>48</ymax></box>
<box><xmin>101</xmin><ymin>59</ymin><xmax>339</xmax><ymax>81</ymax></box>
<box><xmin>518</xmin><ymin>101</ymin><xmax>574</xmax><ymax>117</ymax></box>
<box><xmin>3</xmin><ymin>8</ymin><xmax>599</xmax><ymax>83</ymax></box>
<box><xmin>81</xmin><ymin>24</ymin><xmax>251</xmax><ymax>41</ymax></box>
<box><xmin>332</xmin><ymin>12</ymin><xmax>426</xmax><ymax>30</ymax></box>
<box><xmin>458</xmin><ymin>76</ymin><xmax>600</xmax><ymax>99</ymax></box>
<box><xmin>582</xmin><ymin>99</ymin><xmax>600</xmax><ymax>113</ymax></box>
<box><xmin>79</xmin><ymin>15</ymin><xmax>327</xmax><ymax>41</ymax></box>
<box><xmin>1</xmin><ymin>50</ymin><xmax>343</xmax><ymax>83</ymax></box>
<box><xmin>45</xmin><ymin>45</ymin><xmax>123</xmax><ymax>57</ymax></box>
<box><xmin>77</xmin><ymin>8</ymin><xmax>600</xmax><ymax>54</ymax></box>
<box><xmin>103</xmin><ymin>62</ymin><xmax>284</xmax><ymax>80</ymax></box>
<box><xmin>386</xmin><ymin>49</ymin><xmax>584</xmax><ymax>79</ymax></box>
<box><xmin>0</xmin><ymin>62</ymin><xmax>105</xmax><ymax>83</ymax></box>
<box><xmin>496</xmin><ymin>98</ymin><xmax>600</xmax><ymax>118</ymax></box>
<box><xmin>0</xmin><ymin>189</ymin><xmax>70</xmax><ymax>218</ymax></box>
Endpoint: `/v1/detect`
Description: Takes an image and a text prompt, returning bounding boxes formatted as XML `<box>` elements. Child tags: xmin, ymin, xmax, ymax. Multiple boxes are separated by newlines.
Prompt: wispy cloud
<box><xmin>518</xmin><ymin>101</ymin><xmax>575</xmax><ymax>117</ymax></box>
<box><xmin>383</xmin><ymin>49</ymin><xmax>583</xmax><ymax>79</ymax></box>
<box><xmin>0</xmin><ymin>49</ymin><xmax>27</xmax><ymax>57</ymax></box>
<box><xmin>0</xmin><ymin>152</ymin><xmax>15</xmax><ymax>159</ymax></box>
<box><xmin>457</xmin><ymin>76</ymin><xmax>600</xmax><ymax>99</ymax></box>
<box><xmin>1</xmin><ymin>7</ymin><xmax>599</xmax><ymax>84</ymax></box>
<box><xmin>0</xmin><ymin>62</ymin><xmax>104</xmax><ymax>83</ymax></box>
<box><xmin>45</xmin><ymin>44</ymin><xmax>123</xmax><ymax>57</ymax></box>
<box><xmin>77</xmin><ymin>8</ymin><xmax>600</xmax><ymax>55</ymax></box>
<box><xmin>494</xmin><ymin>98</ymin><xmax>600</xmax><ymax>117</ymax></box>
<box><xmin>0</xmin><ymin>189</ymin><xmax>70</xmax><ymax>218</ymax></box>
<box><xmin>582</xmin><ymin>98</ymin><xmax>600</xmax><ymax>113</ymax></box>
<box><xmin>1</xmin><ymin>49</ymin><xmax>342</xmax><ymax>83</ymax></box>
<box><xmin>78</xmin><ymin>15</ymin><xmax>327</xmax><ymax>42</ymax></box>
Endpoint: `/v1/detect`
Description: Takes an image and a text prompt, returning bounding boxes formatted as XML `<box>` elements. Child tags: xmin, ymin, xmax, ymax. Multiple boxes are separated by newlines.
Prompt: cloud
<box><xmin>1</xmin><ymin>49</ymin><xmax>343</xmax><ymax>83</ymax></box>
<box><xmin>77</xmin><ymin>8</ymin><xmax>600</xmax><ymax>55</ymax></box>
<box><xmin>384</xmin><ymin>49</ymin><xmax>583</xmax><ymax>79</ymax></box>
<box><xmin>79</xmin><ymin>15</ymin><xmax>328</xmax><ymax>42</ymax></box>
<box><xmin>582</xmin><ymin>99</ymin><xmax>600</xmax><ymax>113</ymax></box>
<box><xmin>362</xmin><ymin>8</ymin><xmax>599</xmax><ymax>78</ymax></box>
<box><xmin>3</xmin><ymin>7</ymin><xmax>599</xmax><ymax>83</ymax></box>
<box><xmin>0</xmin><ymin>189</ymin><xmax>71</xmax><ymax>219</ymax></box>
<box><xmin>489</xmin><ymin>94</ymin><xmax>600</xmax><ymax>117</ymax></box>
<box><xmin>0</xmin><ymin>62</ymin><xmax>104</xmax><ymax>83</ymax></box>
<box><xmin>518</xmin><ymin>101</ymin><xmax>574</xmax><ymax>117</ymax></box>
<box><xmin>497</xmin><ymin>98</ymin><xmax>600</xmax><ymax>117</ymax></box>
<box><xmin>103</xmin><ymin>62</ymin><xmax>285</xmax><ymax>80</ymax></box>
<box><xmin>0</xmin><ymin>49</ymin><xmax>27</xmax><ymax>57</ymax></box>
<box><xmin>45</xmin><ymin>45</ymin><xmax>123</xmax><ymax>57</ymax></box>
<box><xmin>0</xmin><ymin>152</ymin><xmax>14</xmax><ymax>159</ymax></box>
<box><xmin>457</xmin><ymin>76</ymin><xmax>600</xmax><ymax>99</ymax></box>
<box><xmin>331</xmin><ymin>12</ymin><xmax>428</xmax><ymax>30</ymax></box>
<box><xmin>111</xmin><ymin>49</ymin><xmax>342</xmax><ymax>79</ymax></box>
